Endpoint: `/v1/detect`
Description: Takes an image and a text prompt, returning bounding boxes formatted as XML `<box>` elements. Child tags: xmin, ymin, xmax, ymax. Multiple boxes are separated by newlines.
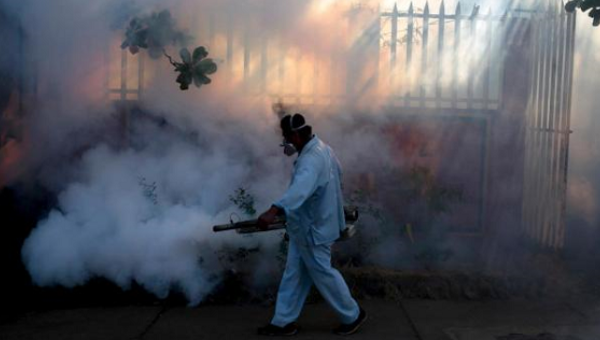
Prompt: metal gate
<box><xmin>522</xmin><ymin>2</ymin><xmax>575</xmax><ymax>250</ymax></box>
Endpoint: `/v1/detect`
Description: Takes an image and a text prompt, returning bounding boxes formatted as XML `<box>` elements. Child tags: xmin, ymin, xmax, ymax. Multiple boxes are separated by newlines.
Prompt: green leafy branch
<box><xmin>229</xmin><ymin>187</ymin><xmax>257</xmax><ymax>218</ymax></box>
<box><xmin>164</xmin><ymin>47</ymin><xmax>218</xmax><ymax>90</ymax></box>
<box><xmin>138</xmin><ymin>177</ymin><xmax>158</xmax><ymax>205</ymax></box>
<box><xmin>566</xmin><ymin>0</ymin><xmax>600</xmax><ymax>26</ymax></box>
<box><xmin>121</xmin><ymin>10</ymin><xmax>190</xmax><ymax>59</ymax></box>
<box><xmin>120</xmin><ymin>9</ymin><xmax>217</xmax><ymax>91</ymax></box>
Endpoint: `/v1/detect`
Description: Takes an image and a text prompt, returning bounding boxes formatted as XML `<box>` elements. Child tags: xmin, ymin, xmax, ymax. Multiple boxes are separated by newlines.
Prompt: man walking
<box><xmin>257</xmin><ymin>113</ymin><xmax>367</xmax><ymax>336</ymax></box>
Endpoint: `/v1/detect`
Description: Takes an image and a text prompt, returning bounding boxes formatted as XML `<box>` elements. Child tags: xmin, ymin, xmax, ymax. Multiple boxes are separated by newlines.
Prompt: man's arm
<box><xmin>257</xmin><ymin>157</ymin><xmax>321</xmax><ymax>229</ymax></box>
<box><xmin>257</xmin><ymin>205</ymin><xmax>281</xmax><ymax>230</ymax></box>
<box><xmin>274</xmin><ymin>162</ymin><xmax>320</xmax><ymax>214</ymax></box>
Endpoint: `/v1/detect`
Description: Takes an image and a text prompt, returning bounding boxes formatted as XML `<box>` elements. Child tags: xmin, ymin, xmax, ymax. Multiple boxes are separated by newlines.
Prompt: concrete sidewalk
<box><xmin>2</xmin><ymin>296</ymin><xmax>600</xmax><ymax>340</ymax></box>
<box><xmin>403</xmin><ymin>296</ymin><xmax>600</xmax><ymax>340</ymax></box>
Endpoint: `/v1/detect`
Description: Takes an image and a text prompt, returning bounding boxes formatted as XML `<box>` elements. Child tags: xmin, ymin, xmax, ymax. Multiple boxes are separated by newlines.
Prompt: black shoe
<box><xmin>257</xmin><ymin>323</ymin><xmax>299</xmax><ymax>336</ymax></box>
<box><xmin>333</xmin><ymin>307</ymin><xmax>368</xmax><ymax>336</ymax></box>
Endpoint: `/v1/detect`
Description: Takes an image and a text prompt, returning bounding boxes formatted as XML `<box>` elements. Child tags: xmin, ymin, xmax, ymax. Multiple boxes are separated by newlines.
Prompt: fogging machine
<box><xmin>213</xmin><ymin>206</ymin><xmax>359</xmax><ymax>240</ymax></box>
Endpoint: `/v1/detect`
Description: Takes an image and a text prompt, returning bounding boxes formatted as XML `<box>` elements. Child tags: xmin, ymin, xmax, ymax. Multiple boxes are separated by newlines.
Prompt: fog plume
<box><xmin>2</xmin><ymin>0</ymin><xmax>598</xmax><ymax>305</ymax></box>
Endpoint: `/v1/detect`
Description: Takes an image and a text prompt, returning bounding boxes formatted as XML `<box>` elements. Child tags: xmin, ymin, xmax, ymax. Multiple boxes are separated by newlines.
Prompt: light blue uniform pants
<box><xmin>271</xmin><ymin>240</ymin><xmax>360</xmax><ymax>327</ymax></box>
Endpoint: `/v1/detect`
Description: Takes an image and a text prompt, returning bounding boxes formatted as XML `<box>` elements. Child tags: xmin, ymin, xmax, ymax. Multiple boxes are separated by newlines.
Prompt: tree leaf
<box><xmin>180</xmin><ymin>48</ymin><xmax>191</xmax><ymax>64</ymax></box>
<box><xmin>580</xmin><ymin>0</ymin><xmax>594</xmax><ymax>11</ymax></box>
<box><xmin>193</xmin><ymin>74</ymin><xmax>203</xmax><ymax>88</ymax></box>
<box><xmin>174</xmin><ymin>62</ymin><xmax>186</xmax><ymax>72</ymax></box>
<box><xmin>192</xmin><ymin>46</ymin><xmax>208</xmax><ymax>62</ymax></box>
<box><xmin>196</xmin><ymin>58</ymin><xmax>217</xmax><ymax>75</ymax></box>
<box><xmin>194</xmin><ymin>73</ymin><xmax>212</xmax><ymax>85</ymax></box>
<box><xmin>176</xmin><ymin>71</ymin><xmax>192</xmax><ymax>90</ymax></box>
<box><xmin>565</xmin><ymin>0</ymin><xmax>580</xmax><ymax>12</ymax></box>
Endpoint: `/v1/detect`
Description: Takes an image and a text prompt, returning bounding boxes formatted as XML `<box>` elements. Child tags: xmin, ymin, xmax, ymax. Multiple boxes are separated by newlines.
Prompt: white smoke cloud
<box><xmin>9</xmin><ymin>0</ymin><xmax>598</xmax><ymax>307</ymax></box>
<box><xmin>20</xmin><ymin>136</ymin><xmax>283</xmax><ymax>304</ymax></box>
<box><xmin>8</xmin><ymin>0</ymin><xmax>307</xmax><ymax>304</ymax></box>
<box><xmin>7</xmin><ymin>0</ymin><xmax>495</xmax><ymax>305</ymax></box>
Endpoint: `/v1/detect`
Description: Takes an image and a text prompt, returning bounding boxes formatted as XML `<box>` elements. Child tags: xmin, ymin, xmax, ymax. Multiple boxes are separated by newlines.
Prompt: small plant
<box><xmin>348</xmin><ymin>189</ymin><xmax>389</xmax><ymax>228</ymax></box>
<box><xmin>344</xmin><ymin>164</ymin><xmax>464</xmax><ymax>269</ymax></box>
<box><xmin>407</xmin><ymin>166</ymin><xmax>463</xmax><ymax>215</ymax></box>
<box><xmin>344</xmin><ymin>189</ymin><xmax>393</xmax><ymax>264</ymax></box>
<box><xmin>216</xmin><ymin>246</ymin><xmax>260</xmax><ymax>264</ymax></box>
<box><xmin>138</xmin><ymin>177</ymin><xmax>158</xmax><ymax>205</ymax></box>
<box><xmin>227</xmin><ymin>188</ymin><xmax>289</xmax><ymax>271</ymax></box>
<box><xmin>229</xmin><ymin>187</ymin><xmax>257</xmax><ymax>218</ymax></box>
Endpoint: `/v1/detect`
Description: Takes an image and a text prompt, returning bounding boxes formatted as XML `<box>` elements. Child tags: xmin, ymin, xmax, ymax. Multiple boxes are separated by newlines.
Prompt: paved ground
<box><xmin>2</xmin><ymin>296</ymin><xmax>600</xmax><ymax>340</ymax></box>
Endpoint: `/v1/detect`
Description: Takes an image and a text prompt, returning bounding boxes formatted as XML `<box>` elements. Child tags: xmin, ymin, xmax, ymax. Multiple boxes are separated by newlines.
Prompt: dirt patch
<box><xmin>341</xmin><ymin>267</ymin><xmax>546</xmax><ymax>300</ymax></box>
<box><xmin>202</xmin><ymin>263</ymin><xmax>587</xmax><ymax>305</ymax></box>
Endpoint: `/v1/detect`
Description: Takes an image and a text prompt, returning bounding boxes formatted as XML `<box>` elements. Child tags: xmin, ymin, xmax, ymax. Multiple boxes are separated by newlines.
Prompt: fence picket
<box><xmin>390</xmin><ymin>3</ymin><xmax>398</xmax><ymax>96</ymax></box>
<box><xmin>436</xmin><ymin>1</ymin><xmax>445</xmax><ymax>108</ymax></box>
<box><xmin>482</xmin><ymin>8</ymin><xmax>492</xmax><ymax>108</ymax></box>
<box><xmin>453</xmin><ymin>2</ymin><xmax>461</xmax><ymax>108</ymax></box>
<box><xmin>406</xmin><ymin>2</ymin><xmax>414</xmax><ymax>104</ymax></box>
<box><xmin>421</xmin><ymin>2</ymin><xmax>430</xmax><ymax>107</ymax></box>
<box><xmin>467</xmin><ymin>5</ymin><xmax>478</xmax><ymax>109</ymax></box>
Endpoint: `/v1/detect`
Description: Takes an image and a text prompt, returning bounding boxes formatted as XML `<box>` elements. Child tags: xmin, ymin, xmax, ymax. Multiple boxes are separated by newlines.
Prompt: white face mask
<box><xmin>280</xmin><ymin>139</ymin><xmax>297</xmax><ymax>156</ymax></box>
<box><xmin>280</xmin><ymin>116</ymin><xmax>307</xmax><ymax>157</ymax></box>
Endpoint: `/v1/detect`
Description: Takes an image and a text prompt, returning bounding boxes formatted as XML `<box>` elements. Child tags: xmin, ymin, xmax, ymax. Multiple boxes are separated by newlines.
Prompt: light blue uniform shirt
<box><xmin>274</xmin><ymin>136</ymin><xmax>346</xmax><ymax>246</ymax></box>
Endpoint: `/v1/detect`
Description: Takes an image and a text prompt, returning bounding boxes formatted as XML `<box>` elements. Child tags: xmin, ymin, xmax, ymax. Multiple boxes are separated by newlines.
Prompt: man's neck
<box><xmin>297</xmin><ymin>135</ymin><xmax>315</xmax><ymax>154</ymax></box>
